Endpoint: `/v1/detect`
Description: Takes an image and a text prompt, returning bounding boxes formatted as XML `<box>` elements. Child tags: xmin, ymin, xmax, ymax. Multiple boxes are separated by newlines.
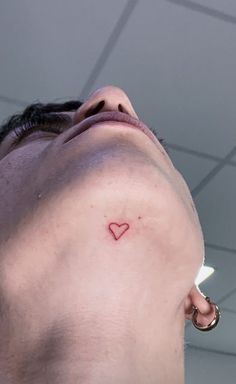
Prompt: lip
<box><xmin>65</xmin><ymin>111</ymin><xmax>160</xmax><ymax>147</ymax></box>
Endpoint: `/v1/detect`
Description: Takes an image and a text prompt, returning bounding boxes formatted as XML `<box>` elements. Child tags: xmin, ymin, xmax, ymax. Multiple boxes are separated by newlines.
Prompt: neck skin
<box><xmin>0</xmin><ymin>137</ymin><xmax>202</xmax><ymax>384</ymax></box>
<box><xmin>0</xmin><ymin>246</ymin><xmax>185</xmax><ymax>384</ymax></box>
<box><xmin>46</xmin><ymin>311</ymin><xmax>185</xmax><ymax>384</ymax></box>
<box><xmin>0</xmin><ymin>186</ymin><xmax>188</xmax><ymax>384</ymax></box>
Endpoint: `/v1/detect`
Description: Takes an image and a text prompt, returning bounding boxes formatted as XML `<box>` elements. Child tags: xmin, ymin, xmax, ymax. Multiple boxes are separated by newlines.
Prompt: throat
<box><xmin>29</xmin><ymin>317</ymin><xmax>184</xmax><ymax>384</ymax></box>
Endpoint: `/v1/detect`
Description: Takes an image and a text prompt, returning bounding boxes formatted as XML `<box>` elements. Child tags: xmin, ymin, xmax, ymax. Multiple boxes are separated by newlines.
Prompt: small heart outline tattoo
<box><xmin>108</xmin><ymin>222</ymin><xmax>130</xmax><ymax>240</ymax></box>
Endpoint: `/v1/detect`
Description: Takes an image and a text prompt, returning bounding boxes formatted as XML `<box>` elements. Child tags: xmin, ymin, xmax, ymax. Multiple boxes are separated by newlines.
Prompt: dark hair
<box><xmin>0</xmin><ymin>99</ymin><xmax>84</xmax><ymax>143</ymax></box>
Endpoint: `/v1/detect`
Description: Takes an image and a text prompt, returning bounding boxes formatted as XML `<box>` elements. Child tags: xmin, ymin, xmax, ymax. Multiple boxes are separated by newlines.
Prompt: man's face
<box><xmin>0</xmin><ymin>86</ymin><xmax>204</xmax><ymax>330</ymax></box>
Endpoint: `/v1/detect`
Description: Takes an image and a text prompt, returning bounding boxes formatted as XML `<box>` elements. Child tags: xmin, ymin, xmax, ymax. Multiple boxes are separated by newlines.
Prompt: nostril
<box><xmin>84</xmin><ymin>100</ymin><xmax>105</xmax><ymax>118</ymax></box>
<box><xmin>118</xmin><ymin>103</ymin><xmax>129</xmax><ymax>115</ymax></box>
<box><xmin>118</xmin><ymin>104</ymin><xmax>124</xmax><ymax>112</ymax></box>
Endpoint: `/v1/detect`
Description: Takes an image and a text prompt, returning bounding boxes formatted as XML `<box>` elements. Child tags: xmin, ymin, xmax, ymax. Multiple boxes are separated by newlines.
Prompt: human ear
<box><xmin>184</xmin><ymin>285</ymin><xmax>216</xmax><ymax>326</ymax></box>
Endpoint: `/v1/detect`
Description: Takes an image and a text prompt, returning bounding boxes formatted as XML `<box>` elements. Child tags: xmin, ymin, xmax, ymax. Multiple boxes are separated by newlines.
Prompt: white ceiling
<box><xmin>1</xmin><ymin>0</ymin><xmax>235</xmax><ymax>368</ymax></box>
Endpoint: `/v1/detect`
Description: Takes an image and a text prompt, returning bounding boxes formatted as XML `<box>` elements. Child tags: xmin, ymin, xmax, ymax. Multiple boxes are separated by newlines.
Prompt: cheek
<box><xmin>0</xmin><ymin>145</ymin><xmax>48</xmax><ymax>244</ymax></box>
<box><xmin>156</xmin><ymin>182</ymin><xmax>204</xmax><ymax>276</ymax></box>
<box><xmin>172</xmin><ymin>167</ymin><xmax>202</xmax><ymax>227</ymax></box>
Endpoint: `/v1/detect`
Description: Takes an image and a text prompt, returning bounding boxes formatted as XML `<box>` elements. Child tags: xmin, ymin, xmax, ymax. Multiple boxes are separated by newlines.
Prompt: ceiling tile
<box><xmin>0</xmin><ymin>0</ymin><xmax>126</xmax><ymax>103</ymax></box>
<box><xmin>185</xmin><ymin>347</ymin><xmax>236</xmax><ymax>383</ymax></box>
<box><xmin>194</xmin><ymin>0</ymin><xmax>236</xmax><ymax>16</ymax></box>
<box><xmin>91</xmin><ymin>0</ymin><xmax>236</xmax><ymax>157</ymax></box>
<box><xmin>185</xmin><ymin>309</ymin><xmax>236</xmax><ymax>354</ymax></box>
<box><xmin>0</xmin><ymin>102</ymin><xmax>24</xmax><ymax>125</ymax></box>
<box><xmin>193</xmin><ymin>165</ymin><xmax>236</xmax><ymax>249</ymax></box>
<box><xmin>220</xmin><ymin>291</ymin><xmax>236</xmax><ymax>312</ymax></box>
<box><xmin>167</xmin><ymin>147</ymin><xmax>218</xmax><ymax>190</ymax></box>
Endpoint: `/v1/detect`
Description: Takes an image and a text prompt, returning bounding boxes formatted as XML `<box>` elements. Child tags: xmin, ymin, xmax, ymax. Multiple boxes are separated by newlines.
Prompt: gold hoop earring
<box><xmin>192</xmin><ymin>296</ymin><xmax>221</xmax><ymax>332</ymax></box>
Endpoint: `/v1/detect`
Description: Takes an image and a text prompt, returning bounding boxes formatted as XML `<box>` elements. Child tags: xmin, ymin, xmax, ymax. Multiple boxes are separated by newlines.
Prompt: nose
<box><xmin>73</xmin><ymin>85</ymin><xmax>139</xmax><ymax>125</ymax></box>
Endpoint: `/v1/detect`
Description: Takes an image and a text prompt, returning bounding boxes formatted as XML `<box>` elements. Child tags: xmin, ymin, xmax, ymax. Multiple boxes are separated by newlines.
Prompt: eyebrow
<box><xmin>0</xmin><ymin>100</ymin><xmax>84</xmax><ymax>145</ymax></box>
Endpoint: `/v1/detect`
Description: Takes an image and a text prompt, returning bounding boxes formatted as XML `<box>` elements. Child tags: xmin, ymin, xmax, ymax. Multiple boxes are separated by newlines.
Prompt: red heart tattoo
<box><xmin>108</xmin><ymin>222</ymin><xmax>130</xmax><ymax>240</ymax></box>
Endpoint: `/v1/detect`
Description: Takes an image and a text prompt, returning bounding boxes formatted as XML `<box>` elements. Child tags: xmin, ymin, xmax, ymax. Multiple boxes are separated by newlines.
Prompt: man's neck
<box><xmin>0</xmin><ymin>307</ymin><xmax>184</xmax><ymax>384</ymax></box>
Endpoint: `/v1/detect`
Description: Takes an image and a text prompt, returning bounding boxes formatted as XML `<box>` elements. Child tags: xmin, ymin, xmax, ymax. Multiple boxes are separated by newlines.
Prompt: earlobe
<box><xmin>184</xmin><ymin>285</ymin><xmax>216</xmax><ymax>326</ymax></box>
